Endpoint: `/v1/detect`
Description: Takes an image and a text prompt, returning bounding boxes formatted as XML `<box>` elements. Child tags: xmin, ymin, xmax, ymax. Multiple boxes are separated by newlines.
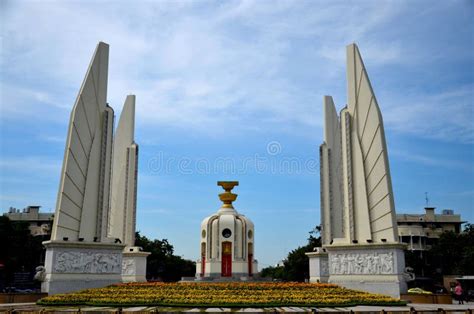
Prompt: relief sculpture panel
<box><xmin>329</xmin><ymin>252</ymin><xmax>394</xmax><ymax>275</ymax></box>
<box><xmin>122</xmin><ymin>259</ymin><xmax>135</xmax><ymax>276</ymax></box>
<box><xmin>54</xmin><ymin>251</ymin><xmax>121</xmax><ymax>274</ymax></box>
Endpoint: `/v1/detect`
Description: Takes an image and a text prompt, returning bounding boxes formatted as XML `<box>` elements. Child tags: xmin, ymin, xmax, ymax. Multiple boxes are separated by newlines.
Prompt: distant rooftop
<box><xmin>4</xmin><ymin>205</ymin><xmax>53</xmax><ymax>221</ymax></box>
<box><xmin>397</xmin><ymin>207</ymin><xmax>465</xmax><ymax>224</ymax></box>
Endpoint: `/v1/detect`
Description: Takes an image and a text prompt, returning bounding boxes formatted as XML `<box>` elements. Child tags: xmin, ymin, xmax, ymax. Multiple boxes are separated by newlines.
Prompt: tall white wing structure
<box><xmin>346</xmin><ymin>44</ymin><xmax>398</xmax><ymax>243</ymax></box>
<box><xmin>51</xmin><ymin>42</ymin><xmax>114</xmax><ymax>243</ymax></box>
<box><xmin>320</xmin><ymin>96</ymin><xmax>344</xmax><ymax>245</ymax></box>
<box><xmin>109</xmin><ymin>95</ymin><xmax>138</xmax><ymax>247</ymax></box>
<box><xmin>42</xmin><ymin>42</ymin><xmax>148</xmax><ymax>294</ymax></box>
<box><xmin>320</xmin><ymin>43</ymin><xmax>398</xmax><ymax>245</ymax></box>
<box><xmin>310</xmin><ymin>44</ymin><xmax>406</xmax><ymax>299</ymax></box>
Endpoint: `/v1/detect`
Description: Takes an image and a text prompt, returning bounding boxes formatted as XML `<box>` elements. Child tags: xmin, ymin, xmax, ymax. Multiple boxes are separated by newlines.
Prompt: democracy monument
<box><xmin>306</xmin><ymin>44</ymin><xmax>407</xmax><ymax>298</ymax></box>
<box><xmin>39</xmin><ymin>41</ymin><xmax>408</xmax><ymax>301</ymax></box>
<box><xmin>196</xmin><ymin>181</ymin><xmax>258</xmax><ymax>280</ymax></box>
<box><xmin>41</xmin><ymin>42</ymin><xmax>148</xmax><ymax>294</ymax></box>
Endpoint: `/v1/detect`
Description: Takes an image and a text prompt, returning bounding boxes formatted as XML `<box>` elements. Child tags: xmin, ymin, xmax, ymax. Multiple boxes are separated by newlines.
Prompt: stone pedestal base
<box><xmin>122</xmin><ymin>247</ymin><xmax>150</xmax><ymax>282</ymax></box>
<box><xmin>306</xmin><ymin>248</ymin><xmax>329</xmax><ymax>283</ymax></box>
<box><xmin>41</xmin><ymin>240</ymin><xmax>125</xmax><ymax>295</ymax></box>
<box><xmin>324</xmin><ymin>243</ymin><xmax>407</xmax><ymax>299</ymax></box>
<box><xmin>195</xmin><ymin>259</ymin><xmax>258</xmax><ymax>280</ymax></box>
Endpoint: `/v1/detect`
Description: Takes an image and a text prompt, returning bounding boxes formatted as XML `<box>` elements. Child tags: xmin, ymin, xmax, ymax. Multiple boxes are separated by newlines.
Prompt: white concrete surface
<box><xmin>109</xmin><ymin>95</ymin><xmax>138</xmax><ymax>248</ymax></box>
<box><xmin>122</xmin><ymin>249</ymin><xmax>150</xmax><ymax>282</ymax></box>
<box><xmin>320</xmin><ymin>43</ymin><xmax>398</xmax><ymax>245</ymax></box>
<box><xmin>2</xmin><ymin>303</ymin><xmax>473</xmax><ymax>313</ymax></box>
<box><xmin>50</xmin><ymin>42</ymin><xmax>114</xmax><ymax>243</ymax></box>
<box><xmin>41</xmin><ymin>240</ymin><xmax>124</xmax><ymax>294</ymax></box>
<box><xmin>306</xmin><ymin>249</ymin><xmax>329</xmax><ymax>283</ymax></box>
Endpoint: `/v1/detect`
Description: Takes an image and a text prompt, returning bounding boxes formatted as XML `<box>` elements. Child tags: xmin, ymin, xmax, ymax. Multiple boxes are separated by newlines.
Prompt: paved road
<box><xmin>0</xmin><ymin>302</ymin><xmax>473</xmax><ymax>313</ymax></box>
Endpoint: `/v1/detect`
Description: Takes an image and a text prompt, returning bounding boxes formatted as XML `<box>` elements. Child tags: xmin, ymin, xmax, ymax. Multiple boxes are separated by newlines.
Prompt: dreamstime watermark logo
<box><xmin>147</xmin><ymin>141</ymin><xmax>318</xmax><ymax>175</ymax></box>
<box><xmin>266</xmin><ymin>141</ymin><xmax>282</xmax><ymax>156</ymax></box>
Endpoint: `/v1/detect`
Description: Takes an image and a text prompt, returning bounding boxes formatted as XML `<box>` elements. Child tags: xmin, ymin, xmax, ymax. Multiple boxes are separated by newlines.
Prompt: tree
<box><xmin>405</xmin><ymin>224</ymin><xmax>474</xmax><ymax>281</ymax></box>
<box><xmin>260</xmin><ymin>226</ymin><xmax>322</xmax><ymax>282</ymax></box>
<box><xmin>135</xmin><ymin>232</ymin><xmax>195</xmax><ymax>281</ymax></box>
<box><xmin>260</xmin><ymin>265</ymin><xmax>284</xmax><ymax>280</ymax></box>
<box><xmin>457</xmin><ymin>224</ymin><xmax>474</xmax><ymax>274</ymax></box>
<box><xmin>0</xmin><ymin>216</ymin><xmax>48</xmax><ymax>289</ymax></box>
<box><xmin>427</xmin><ymin>224</ymin><xmax>474</xmax><ymax>277</ymax></box>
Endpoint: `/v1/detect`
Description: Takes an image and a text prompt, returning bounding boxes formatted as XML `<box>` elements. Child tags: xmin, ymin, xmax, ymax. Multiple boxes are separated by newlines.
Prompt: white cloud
<box><xmin>0</xmin><ymin>0</ymin><xmax>471</xmax><ymax>142</ymax></box>
<box><xmin>390</xmin><ymin>148</ymin><xmax>473</xmax><ymax>171</ymax></box>
<box><xmin>0</xmin><ymin>83</ymin><xmax>69</xmax><ymax>118</ymax></box>
<box><xmin>383</xmin><ymin>85</ymin><xmax>474</xmax><ymax>143</ymax></box>
<box><xmin>0</xmin><ymin>1</ymin><xmax>405</xmax><ymax>130</ymax></box>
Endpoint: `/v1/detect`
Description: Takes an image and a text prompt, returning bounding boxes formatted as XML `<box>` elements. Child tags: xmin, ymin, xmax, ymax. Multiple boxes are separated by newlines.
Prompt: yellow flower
<box><xmin>37</xmin><ymin>282</ymin><xmax>405</xmax><ymax>307</ymax></box>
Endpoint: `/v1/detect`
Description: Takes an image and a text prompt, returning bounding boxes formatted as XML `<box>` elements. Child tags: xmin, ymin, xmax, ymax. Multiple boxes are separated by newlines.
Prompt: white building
<box><xmin>196</xmin><ymin>181</ymin><xmax>258</xmax><ymax>279</ymax></box>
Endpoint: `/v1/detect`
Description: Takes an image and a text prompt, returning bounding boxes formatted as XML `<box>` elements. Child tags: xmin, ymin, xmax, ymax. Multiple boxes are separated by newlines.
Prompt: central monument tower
<box><xmin>196</xmin><ymin>182</ymin><xmax>258</xmax><ymax>280</ymax></box>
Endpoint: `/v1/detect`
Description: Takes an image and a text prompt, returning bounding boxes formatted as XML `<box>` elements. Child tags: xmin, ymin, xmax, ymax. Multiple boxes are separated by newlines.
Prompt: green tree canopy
<box><xmin>427</xmin><ymin>223</ymin><xmax>474</xmax><ymax>276</ymax></box>
<box><xmin>404</xmin><ymin>223</ymin><xmax>474</xmax><ymax>281</ymax></box>
<box><xmin>260</xmin><ymin>226</ymin><xmax>321</xmax><ymax>282</ymax></box>
<box><xmin>0</xmin><ymin>216</ymin><xmax>48</xmax><ymax>289</ymax></box>
<box><xmin>135</xmin><ymin>232</ymin><xmax>195</xmax><ymax>282</ymax></box>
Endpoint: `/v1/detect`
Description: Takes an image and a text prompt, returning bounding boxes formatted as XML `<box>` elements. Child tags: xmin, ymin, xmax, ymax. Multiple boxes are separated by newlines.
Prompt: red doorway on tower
<box><xmin>248</xmin><ymin>243</ymin><xmax>253</xmax><ymax>276</ymax></box>
<box><xmin>201</xmin><ymin>243</ymin><xmax>206</xmax><ymax>276</ymax></box>
<box><xmin>221</xmin><ymin>241</ymin><xmax>232</xmax><ymax>277</ymax></box>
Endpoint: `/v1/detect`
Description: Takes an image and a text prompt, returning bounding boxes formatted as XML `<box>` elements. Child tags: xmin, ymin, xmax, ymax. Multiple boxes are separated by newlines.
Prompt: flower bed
<box><xmin>38</xmin><ymin>282</ymin><xmax>405</xmax><ymax>307</ymax></box>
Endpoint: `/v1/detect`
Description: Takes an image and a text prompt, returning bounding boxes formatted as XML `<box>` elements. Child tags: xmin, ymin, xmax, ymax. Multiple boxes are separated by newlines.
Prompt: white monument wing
<box><xmin>321</xmin><ymin>96</ymin><xmax>344</xmax><ymax>244</ymax></box>
<box><xmin>109</xmin><ymin>95</ymin><xmax>138</xmax><ymax>247</ymax></box>
<box><xmin>51</xmin><ymin>42</ymin><xmax>111</xmax><ymax>242</ymax></box>
<box><xmin>346</xmin><ymin>44</ymin><xmax>398</xmax><ymax>242</ymax></box>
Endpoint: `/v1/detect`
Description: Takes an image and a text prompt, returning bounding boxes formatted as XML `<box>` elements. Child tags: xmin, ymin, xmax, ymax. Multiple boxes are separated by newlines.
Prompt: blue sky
<box><xmin>1</xmin><ymin>0</ymin><xmax>473</xmax><ymax>268</ymax></box>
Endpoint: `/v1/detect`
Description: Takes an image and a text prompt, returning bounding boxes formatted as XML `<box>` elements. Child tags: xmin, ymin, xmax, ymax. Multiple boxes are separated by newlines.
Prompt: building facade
<box><xmin>397</xmin><ymin>207</ymin><xmax>465</xmax><ymax>251</ymax></box>
<box><xmin>4</xmin><ymin>206</ymin><xmax>53</xmax><ymax>236</ymax></box>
